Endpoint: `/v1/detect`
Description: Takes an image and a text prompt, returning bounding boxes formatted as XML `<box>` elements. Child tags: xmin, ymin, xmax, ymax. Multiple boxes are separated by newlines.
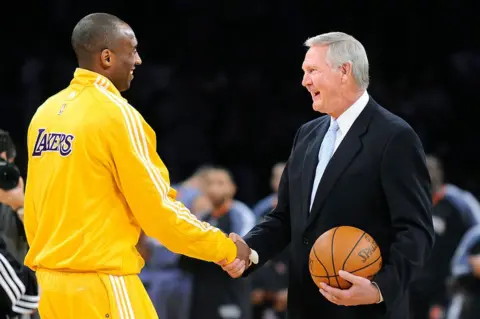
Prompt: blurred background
<box><xmin>1</xmin><ymin>0</ymin><xmax>480</xmax><ymax>318</ymax></box>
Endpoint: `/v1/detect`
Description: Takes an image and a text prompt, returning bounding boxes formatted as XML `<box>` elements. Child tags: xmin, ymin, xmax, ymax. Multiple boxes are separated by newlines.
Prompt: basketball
<box><xmin>309</xmin><ymin>226</ymin><xmax>382</xmax><ymax>289</ymax></box>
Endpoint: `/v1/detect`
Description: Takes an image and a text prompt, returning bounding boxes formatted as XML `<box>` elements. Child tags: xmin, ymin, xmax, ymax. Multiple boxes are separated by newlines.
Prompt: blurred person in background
<box><xmin>446</xmin><ymin>224</ymin><xmax>480</xmax><ymax>319</ymax></box>
<box><xmin>251</xmin><ymin>162</ymin><xmax>289</xmax><ymax>319</ymax></box>
<box><xmin>252</xmin><ymin>162</ymin><xmax>285</xmax><ymax>219</ymax></box>
<box><xmin>410</xmin><ymin>155</ymin><xmax>480</xmax><ymax>319</ymax></box>
<box><xmin>0</xmin><ymin>129</ymin><xmax>39</xmax><ymax>318</ymax></box>
<box><xmin>0</xmin><ymin>236</ymin><xmax>39</xmax><ymax>319</ymax></box>
<box><xmin>0</xmin><ymin>129</ymin><xmax>25</xmax><ymax>230</ymax></box>
<box><xmin>180</xmin><ymin>167</ymin><xmax>255</xmax><ymax>319</ymax></box>
<box><xmin>172</xmin><ymin>165</ymin><xmax>214</xmax><ymax>219</ymax></box>
<box><xmin>140</xmin><ymin>166</ymin><xmax>213</xmax><ymax>319</ymax></box>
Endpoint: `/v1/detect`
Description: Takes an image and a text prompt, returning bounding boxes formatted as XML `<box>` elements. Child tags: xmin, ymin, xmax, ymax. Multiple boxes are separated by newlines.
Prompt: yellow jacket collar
<box><xmin>71</xmin><ymin>68</ymin><xmax>122</xmax><ymax>97</ymax></box>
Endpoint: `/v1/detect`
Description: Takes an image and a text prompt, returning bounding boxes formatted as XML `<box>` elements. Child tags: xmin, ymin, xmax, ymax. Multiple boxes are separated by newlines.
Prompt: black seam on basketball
<box><xmin>341</xmin><ymin>231</ymin><xmax>366</xmax><ymax>271</ymax></box>
<box><xmin>350</xmin><ymin>254</ymin><xmax>382</xmax><ymax>274</ymax></box>
<box><xmin>331</xmin><ymin>227</ymin><xmax>341</xmax><ymax>288</ymax></box>
<box><xmin>313</xmin><ymin>246</ymin><xmax>330</xmax><ymax>286</ymax></box>
<box><xmin>311</xmin><ymin>274</ymin><xmax>341</xmax><ymax>278</ymax></box>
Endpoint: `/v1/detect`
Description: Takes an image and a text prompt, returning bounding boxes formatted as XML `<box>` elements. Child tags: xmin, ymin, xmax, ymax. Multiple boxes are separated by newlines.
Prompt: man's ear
<box><xmin>0</xmin><ymin>152</ymin><xmax>7</xmax><ymax>161</ymax></box>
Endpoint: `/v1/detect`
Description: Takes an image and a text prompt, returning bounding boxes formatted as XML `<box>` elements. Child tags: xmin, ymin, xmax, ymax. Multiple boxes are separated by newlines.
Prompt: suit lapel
<box><xmin>306</xmin><ymin>102</ymin><xmax>375</xmax><ymax>229</ymax></box>
<box><xmin>301</xmin><ymin>117</ymin><xmax>329</xmax><ymax>217</ymax></box>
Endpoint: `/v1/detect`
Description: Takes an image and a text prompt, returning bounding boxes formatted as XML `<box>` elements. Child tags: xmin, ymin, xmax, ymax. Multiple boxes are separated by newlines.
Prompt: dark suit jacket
<box><xmin>243</xmin><ymin>98</ymin><xmax>435</xmax><ymax>319</ymax></box>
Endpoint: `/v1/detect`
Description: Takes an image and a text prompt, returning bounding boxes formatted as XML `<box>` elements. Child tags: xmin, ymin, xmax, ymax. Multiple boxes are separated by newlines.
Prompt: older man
<box><xmin>222</xmin><ymin>32</ymin><xmax>434</xmax><ymax>319</ymax></box>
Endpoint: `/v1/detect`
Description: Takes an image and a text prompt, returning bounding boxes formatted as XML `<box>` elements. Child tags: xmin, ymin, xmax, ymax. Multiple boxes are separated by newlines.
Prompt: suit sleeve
<box><xmin>106</xmin><ymin>105</ymin><xmax>237</xmax><ymax>264</ymax></box>
<box><xmin>0</xmin><ymin>240</ymin><xmax>39</xmax><ymax>315</ymax></box>
<box><xmin>375</xmin><ymin>126</ymin><xmax>435</xmax><ymax>311</ymax></box>
<box><xmin>243</xmin><ymin>128</ymin><xmax>301</xmax><ymax>275</ymax></box>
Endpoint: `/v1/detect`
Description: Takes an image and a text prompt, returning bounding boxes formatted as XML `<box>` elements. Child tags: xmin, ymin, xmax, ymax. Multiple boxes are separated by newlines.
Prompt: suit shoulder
<box><xmin>373</xmin><ymin>102</ymin><xmax>417</xmax><ymax>137</ymax></box>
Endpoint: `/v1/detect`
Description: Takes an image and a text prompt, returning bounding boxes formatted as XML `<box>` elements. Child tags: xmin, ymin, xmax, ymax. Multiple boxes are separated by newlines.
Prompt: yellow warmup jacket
<box><xmin>24</xmin><ymin>68</ymin><xmax>237</xmax><ymax>275</ymax></box>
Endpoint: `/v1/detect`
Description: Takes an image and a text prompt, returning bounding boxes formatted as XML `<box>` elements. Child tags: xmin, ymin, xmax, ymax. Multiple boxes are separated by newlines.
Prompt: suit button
<box><xmin>303</xmin><ymin>237</ymin><xmax>309</xmax><ymax>245</ymax></box>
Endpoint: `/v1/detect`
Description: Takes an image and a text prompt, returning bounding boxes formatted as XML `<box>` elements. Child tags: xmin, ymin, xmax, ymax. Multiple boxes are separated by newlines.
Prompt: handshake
<box><xmin>217</xmin><ymin>233</ymin><xmax>258</xmax><ymax>278</ymax></box>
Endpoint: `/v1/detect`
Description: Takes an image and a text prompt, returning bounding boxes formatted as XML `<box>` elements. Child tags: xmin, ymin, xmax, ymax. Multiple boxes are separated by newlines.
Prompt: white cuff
<box><xmin>371</xmin><ymin>281</ymin><xmax>383</xmax><ymax>303</ymax></box>
<box><xmin>249</xmin><ymin>249</ymin><xmax>259</xmax><ymax>265</ymax></box>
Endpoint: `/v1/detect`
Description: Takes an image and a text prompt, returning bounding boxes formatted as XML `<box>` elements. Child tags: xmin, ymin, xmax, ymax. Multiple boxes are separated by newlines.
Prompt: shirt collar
<box><xmin>334</xmin><ymin>90</ymin><xmax>369</xmax><ymax>135</ymax></box>
<box><xmin>70</xmin><ymin>68</ymin><xmax>122</xmax><ymax>97</ymax></box>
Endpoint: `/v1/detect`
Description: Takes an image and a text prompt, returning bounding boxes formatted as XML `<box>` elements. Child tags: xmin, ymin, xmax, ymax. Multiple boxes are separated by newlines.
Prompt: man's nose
<box><xmin>302</xmin><ymin>73</ymin><xmax>311</xmax><ymax>87</ymax></box>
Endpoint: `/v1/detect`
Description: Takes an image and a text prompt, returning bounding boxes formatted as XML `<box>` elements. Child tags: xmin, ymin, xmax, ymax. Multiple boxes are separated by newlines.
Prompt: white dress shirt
<box><xmin>331</xmin><ymin>90</ymin><xmax>369</xmax><ymax>153</ymax></box>
<box><xmin>310</xmin><ymin>90</ymin><xmax>384</xmax><ymax>303</ymax></box>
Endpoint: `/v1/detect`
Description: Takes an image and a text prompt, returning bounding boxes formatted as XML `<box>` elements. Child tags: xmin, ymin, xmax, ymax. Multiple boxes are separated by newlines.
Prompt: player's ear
<box><xmin>0</xmin><ymin>152</ymin><xmax>6</xmax><ymax>161</ymax></box>
<box><xmin>100</xmin><ymin>49</ymin><xmax>114</xmax><ymax>68</ymax></box>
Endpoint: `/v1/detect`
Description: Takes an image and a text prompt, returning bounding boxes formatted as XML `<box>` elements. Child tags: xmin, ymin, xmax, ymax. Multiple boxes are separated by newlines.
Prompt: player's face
<box><xmin>301</xmin><ymin>46</ymin><xmax>345</xmax><ymax>116</ymax></box>
<box><xmin>206</xmin><ymin>170</ymin><xmax>235</xmax><ymax>207</ymax></box>
<box><xmin>109</xmin><ymin>25</ymin><xmax>142</xmax><ymax>92</ymax></box>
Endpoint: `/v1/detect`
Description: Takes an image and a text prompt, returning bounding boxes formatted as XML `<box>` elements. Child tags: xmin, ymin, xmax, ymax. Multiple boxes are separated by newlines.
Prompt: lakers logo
<box><xmin>32</xmin><ymin>128</ymin><xmax>75</xmax><ymax>157</ymax></box>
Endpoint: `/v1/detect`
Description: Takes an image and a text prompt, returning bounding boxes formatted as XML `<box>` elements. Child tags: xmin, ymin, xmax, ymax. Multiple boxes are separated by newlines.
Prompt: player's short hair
<box><xmin>0</xmin><ymin>129</ymin><xmax>16</xmax><ymax>159</ymax></box>
<box><xmin>71</xmin><ymin>13</ymin><xmax>126</xmax><ymax>61</ymax></box>
<box><xmin>304</xmin><ymin>32</ymin><xmax>370</xmax><ymax>89</ymax></box>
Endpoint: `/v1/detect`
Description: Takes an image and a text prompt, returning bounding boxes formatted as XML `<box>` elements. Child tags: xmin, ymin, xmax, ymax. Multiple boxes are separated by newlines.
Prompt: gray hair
<box><xmin>304</xmin><ymin>32</ymin><xmax>369</xmax><ymax>89</ymax></box>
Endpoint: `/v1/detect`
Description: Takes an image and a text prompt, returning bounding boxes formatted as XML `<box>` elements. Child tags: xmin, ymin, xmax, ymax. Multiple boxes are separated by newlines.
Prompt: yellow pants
<box><xmin>36</xmin><ymin>269</ymin><xmax>158</xmax><ymax>319</ymax></box>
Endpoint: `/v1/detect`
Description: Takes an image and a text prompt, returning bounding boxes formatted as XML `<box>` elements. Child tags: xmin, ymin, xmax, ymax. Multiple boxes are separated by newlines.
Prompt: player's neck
<box><xmin>77</xmin><ymin>62</ymin><xmax>110</xmax><ymax>81</ymax></box>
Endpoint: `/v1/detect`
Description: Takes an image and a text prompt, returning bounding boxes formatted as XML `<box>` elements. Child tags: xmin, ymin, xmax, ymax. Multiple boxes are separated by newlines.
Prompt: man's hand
<box><xmin>218</xmin><ymin>233</ymin><xmax>252</xmax><ymax>278</ymax></box>
<box><xmin>319</xmin><ymin>270</ymin><xmax>381</xmax><ymax>306</ymax></box>
<box><xmin>0</xmin><ymin>177</ymin><xmax>24</xmax><ymax>211</ymax></box>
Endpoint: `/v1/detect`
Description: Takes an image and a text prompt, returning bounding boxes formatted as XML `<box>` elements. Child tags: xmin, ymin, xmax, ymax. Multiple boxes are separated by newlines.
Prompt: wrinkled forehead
<box><xmin>302</xmin><ymin>46</ymin><xmax>328</xmax><ymax>70</ymax></box>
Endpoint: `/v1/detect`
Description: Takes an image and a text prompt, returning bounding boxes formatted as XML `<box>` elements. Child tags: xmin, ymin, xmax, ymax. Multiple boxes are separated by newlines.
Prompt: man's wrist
<box><xmin>371</xmin><ymin>281</ymin><xmax>383</xmax><ymax>303</ymax></box>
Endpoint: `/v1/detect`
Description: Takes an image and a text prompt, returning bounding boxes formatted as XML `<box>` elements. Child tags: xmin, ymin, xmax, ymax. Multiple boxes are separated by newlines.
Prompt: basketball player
<box><xmin>23</xmin><ymin>13</ymin><xmax>253</xmax><ymax>318</ymax></box>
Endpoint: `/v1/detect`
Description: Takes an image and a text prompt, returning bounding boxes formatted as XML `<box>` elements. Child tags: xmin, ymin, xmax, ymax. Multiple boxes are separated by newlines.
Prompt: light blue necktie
<box><xmin>310</xmin><ymin>118</ymin><xmax>339</xmax><ymax>211</ymax></box>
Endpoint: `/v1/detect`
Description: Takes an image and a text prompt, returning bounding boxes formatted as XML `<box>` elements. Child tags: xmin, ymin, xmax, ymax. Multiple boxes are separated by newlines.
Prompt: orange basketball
<box><xmin>309</xmin><ymin>226</ymin><xmax>382</xmax><ymax>289</ymax></box>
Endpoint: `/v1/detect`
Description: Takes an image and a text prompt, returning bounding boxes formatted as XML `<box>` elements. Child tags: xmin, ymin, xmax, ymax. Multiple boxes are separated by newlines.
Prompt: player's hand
<box><xmin>231</xmin><ymin>232</ymin><xmax>251</xmax><ymax>265</ymax></box>
<box><xmin>218</xmin><ymin>233</ymin><xmax>251</xmax><ymax>278</ymax></box>
<box><xmin>0</xmin><ymin>176</ymin><xmax>24</xmax><ymax>211</ymax></box>
<box><xmin>319</xmin><ymin>270</ymin><xmax>381</xmax><ymax>306</ymax></box>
